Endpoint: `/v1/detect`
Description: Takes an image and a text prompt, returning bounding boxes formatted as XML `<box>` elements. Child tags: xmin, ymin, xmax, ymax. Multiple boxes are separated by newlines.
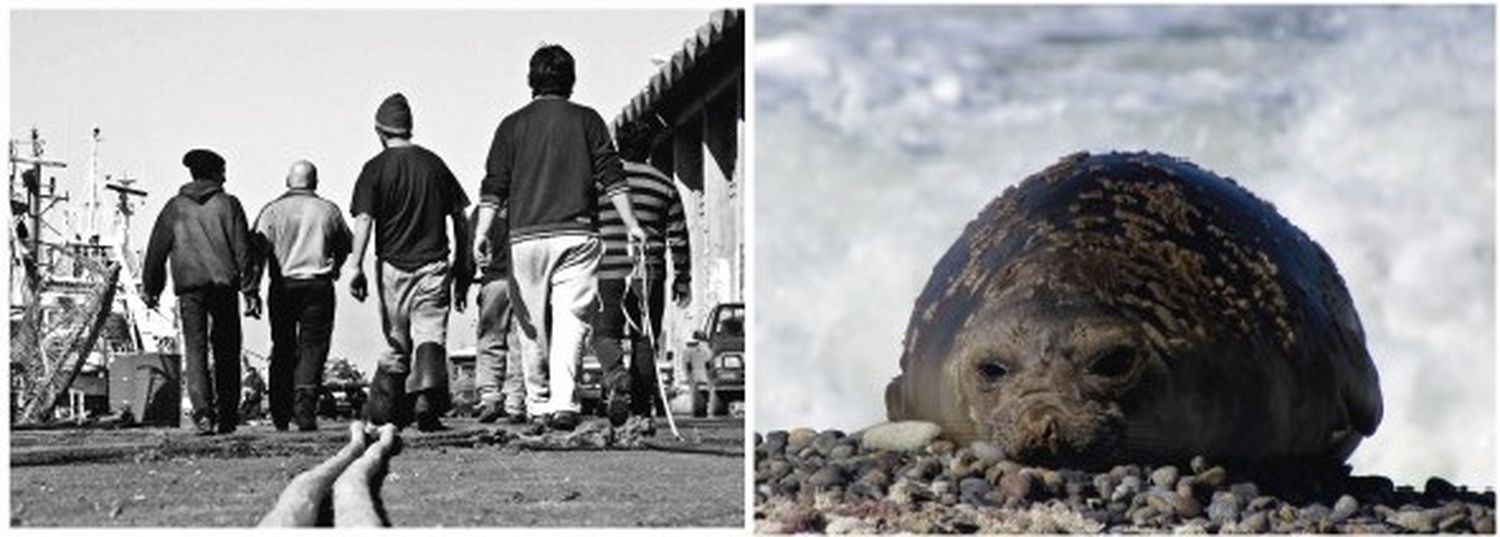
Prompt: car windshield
<box><xmin>714</xmin><ymin>307</ymin><xmax>744</xmax><ymax>336</ymax></box>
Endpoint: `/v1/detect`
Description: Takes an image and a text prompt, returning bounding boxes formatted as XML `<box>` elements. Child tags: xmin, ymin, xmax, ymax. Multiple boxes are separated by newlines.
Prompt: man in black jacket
<box><xmin>143</xmin><ymin>148</ymin><xmax>257</xmax><ymax>435</ymax></box>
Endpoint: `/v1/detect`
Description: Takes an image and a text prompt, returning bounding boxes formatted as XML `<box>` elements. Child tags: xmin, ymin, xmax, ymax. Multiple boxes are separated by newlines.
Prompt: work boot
<box><xmin>364</xmin><ymin>370</ymin><xmax>410</xmax><ymax>428</ymax></box>
<box><xmin>413</xmin><ymin>391</ymin><xmax>448</xmax><ymax>432</ymax></box>
<box><xmin>293</xmin><ymin>387</ymin><xmax>319</xmax><ymax>432</ymax></box>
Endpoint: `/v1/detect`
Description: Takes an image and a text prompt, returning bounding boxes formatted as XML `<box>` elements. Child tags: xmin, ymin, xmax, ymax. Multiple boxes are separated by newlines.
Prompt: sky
<box><xmin>10</xmin><ymin>9</ymin><xmax>717</xmax><ymax>374</ymax></box>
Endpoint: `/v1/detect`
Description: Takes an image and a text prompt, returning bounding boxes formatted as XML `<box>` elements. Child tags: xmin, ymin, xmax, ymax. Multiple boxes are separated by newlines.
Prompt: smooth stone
<box><xmin>1247</xmin><ymin>495</ymin><xmax>1277</xmax><ymax>512</ymax></box>
<box><xmin>970</xmin><ymin>441</ymin><xmax>1006</xmax><ymax>464</ymax></box>
<box><xmin>808</xmin><ymin>467</ymin><xmax>846</xmax><ymax>488</ymax></box>
<box><xmin>787</xmin><ymin>428</ymin><xmax>817</xmax><ymax>451</ymax></box>
<box><xmin>1115</xmin><ymin>475</ymin><xmax>1143</xmax><ymax>501</ymax></box>
<box><xmin>999</xmin><ymin>472</ymin><xmax>1036</xmax><ymax>502</ymax></box>
<box><xmin>1190</xmin><ymin>455</ymin><xmax>1209</xmax><ymax>474</ymax></box>
<box><xmin>1239</xmin><ymin>511</ymin><xmax>1269</xmax><ymax>533</ymax></box>
<box><xmin>959</xmin><ymin>477</ymin><xmax>991</xmax><ymax>498</ymax></box>
<box><xmin>1150</xmin><ymin>465</ymin><xmax>1179</xmax><ymax>490</ymax></box>
<box><xmin>1331</xmin><ymin>494</ymin><xmax>1359</xmax><ymax>523</ymax></box>
<box><xmin>858</xmin><ymin>421</ymin><xmax>942</xmax><ymax>452</ymax></box>
<box><xmin>1387</xmin><ymin>509</ymin><xmax>1438</xmax><ymax>533</ymax></box>
<box><xmin>1227</xmin><ymin>482</ymin><xmax>1258</xmax><ymax>505</ymax></box>
<box><xmin>828</xmin><ymin>444</ymin><xmax>855</xmax><ymax>461</ymax></box>
<box><xmin>1298</xmin><ymin>503</ymin><xmax>1331</xmax><ymax>522</ymax></box>
<box><xmin>1474</xmin><ymin>515</ymin><xmax>1494</xmax><ymax>533</ymax></box>
<box><xmin>811</xmin><ymin>430</ymin><xmax>842</xmax><ymax>455</ymax></box>
<box><xmin>1438</xmin><ymin>512</ymin><xmax>1469</xmax><ymax>532</ymax></box>
<box><xmin>1197</xmin><ymin>466</ymin><xmax>1228</xmax><ymax>488</ymax></box>
<box><xmin>1095</xmin><ymin>473</ymin><xmax>1118</xmax><ymax>500</ymax></box>
<box><xmin>763</xmin><ymin>430</ymin><xmax>789</xmax><ymax>455</ymax></box>
<box><xmin>1207</xmin><ymin>491</ymin><xmax>1240</xmax><ymax>525</ymax></box>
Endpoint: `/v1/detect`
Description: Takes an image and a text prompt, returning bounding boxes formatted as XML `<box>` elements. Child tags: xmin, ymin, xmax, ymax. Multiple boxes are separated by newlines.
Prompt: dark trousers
<box><xmin>177</xmin><ymin>285</ymin><xmax>242</xmax><ymax>430</ymax></box>
<box><xmin>268</xmin><ymin>277</ymin><xmax>335</xmax><ymax>426</ymax></box>
<box><xmin>595</xmin><ymin>277</ymin><xmax>667</xmax><ymax>416</ymax></box>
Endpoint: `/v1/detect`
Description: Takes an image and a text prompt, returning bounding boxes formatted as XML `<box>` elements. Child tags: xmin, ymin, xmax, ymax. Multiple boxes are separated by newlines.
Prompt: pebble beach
<box><xmin>754</xmin><ymin>422</ymin><xmax>1496</xmax><ymax>534</ymax></box>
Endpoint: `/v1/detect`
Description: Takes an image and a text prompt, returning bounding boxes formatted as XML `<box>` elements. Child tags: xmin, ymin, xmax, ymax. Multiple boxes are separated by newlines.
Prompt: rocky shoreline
<box><xmin>754</xmin><ymin>422</ymin><xmax>1495</xmax><ymax>534</ymax></box>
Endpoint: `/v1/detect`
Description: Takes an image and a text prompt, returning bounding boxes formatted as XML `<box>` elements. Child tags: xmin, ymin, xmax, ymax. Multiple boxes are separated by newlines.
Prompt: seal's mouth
<box><xmin>985</xmin><ymin>394</ymin><xmax>1126</xmax><ymax>469</ymax></box>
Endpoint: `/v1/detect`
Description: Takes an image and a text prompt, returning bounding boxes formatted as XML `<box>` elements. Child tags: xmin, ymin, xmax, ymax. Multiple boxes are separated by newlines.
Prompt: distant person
<box><xmin>142</xmin><ymin>148</ymin><xmax>256</xmax><ymax>435</ymax></box>
<box><xmin>593</xmin><ymin>118</ymin><xmax>691</xmax><ymax>425</ymax></box>
<box><xmin>247</xmin><ymin>160</ymin><xmax>353</xmax><ymax>432</ymax></box>
<box><xmin>473</xmin><ymin>44</ymin><xmax>646</xmax><ymax>431</ymax></box>
<box><xmin>346</xmin><ymin>93</ymin><xmax>472</xmax><ymax>432</ymax></box>
<box><xmin>471</xmin><ymin>205</ymin><xmax>525</xmax><ymax>423</ymax></box>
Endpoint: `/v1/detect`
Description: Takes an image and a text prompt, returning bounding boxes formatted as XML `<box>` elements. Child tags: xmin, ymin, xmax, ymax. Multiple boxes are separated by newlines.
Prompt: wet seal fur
<box><xmin>886</xmin><ymin>151</ymin><xmax>1382</xmax><ymax>470</ymax></box>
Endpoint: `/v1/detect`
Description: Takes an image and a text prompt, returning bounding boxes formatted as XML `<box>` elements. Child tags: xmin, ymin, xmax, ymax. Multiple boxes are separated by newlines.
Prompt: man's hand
<box><xmin>143</xmin><ymin>294</ymin><xmax>160</xmax><ymax>310</ymax></box>
<box><xmin>245</xmin><ymin>294</ymin><xmax>263</xmax><ymax>319</ymax></box>
<box><xmin>350</xmin><ymin>270</ymin><xmax>368</xmax><ymax>302</ymax></box>
<box><xmin>672</xmin><ymin>278</ymin><xmax>691</xmax><ymax>307</ymax></box>
<box><xmin>452</xmin><ymin>281</ymin><xmax>469</xmax><ymax>313</ymax></box>
<box><xmin>626</xmin><ymin>223</ymin><xmax>649</xmax><ymax>244</ymax></box>
<box><xmin>473</xmin><ymin>234</ymin><xmax>491</xmax><ymax>270</ymax></box>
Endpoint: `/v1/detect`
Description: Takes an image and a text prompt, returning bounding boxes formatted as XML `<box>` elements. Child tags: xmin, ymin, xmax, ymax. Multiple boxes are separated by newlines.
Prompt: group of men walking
<box><xmin>142</xmin><ymin>44</ymin><xmax>690</xmax><ymax>435</ymax></box>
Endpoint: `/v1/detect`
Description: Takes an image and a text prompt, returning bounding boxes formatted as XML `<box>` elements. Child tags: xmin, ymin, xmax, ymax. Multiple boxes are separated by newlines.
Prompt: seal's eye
<box><xmin>977</xmin><ymin>361</ymin><xmax>1009</xmax><ymax>381</ymax></box>
<box><xmin>1088</xmin><ymin>346</ymin><xmax>1140</xmax><ymax>378</ymax></box>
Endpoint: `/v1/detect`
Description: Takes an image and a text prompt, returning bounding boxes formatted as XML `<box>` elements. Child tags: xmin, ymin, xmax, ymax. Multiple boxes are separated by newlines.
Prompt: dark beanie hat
<box><xmin>376</xmin><ymin>93</ymin><xmax>413</xmax><ymax>135</ymax></box>
<box><xmin>182</xmin><ymin>149</ymin><xmax>225</xmax><ymax>179</ymax></box>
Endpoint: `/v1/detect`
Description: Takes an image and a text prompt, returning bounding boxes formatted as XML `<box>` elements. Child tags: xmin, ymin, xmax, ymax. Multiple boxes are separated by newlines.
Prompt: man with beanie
<box><xmin>347</xmin><ymin>93</ymin><xmax>473</xmax><ymax>432</ymax></box>
<box><xmin>473</xmin><ymin>44</ymin><xmax>647</xmax><ymax>431</ymax></box>
<box><xmin>593</xmin><ymin>119</ymin><xmax>691</xmax><ymax>426</ymax></box>
<box><xmin>143</xmin><ymin>148</ymin><xmax>256</xmax><ymax>435</ymax></box>
<box><xmin>471</xmin><ymin>205</ymin><xmax>525</xmax><ymax>424</ymax></box>
<box><xmin>247</xmin><ymin>160</ymin><xmax>352</xmax><ymax>432</ymax></box>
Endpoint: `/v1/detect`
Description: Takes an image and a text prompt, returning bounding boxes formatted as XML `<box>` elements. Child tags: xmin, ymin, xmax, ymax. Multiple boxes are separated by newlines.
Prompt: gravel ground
<box><xmin>11</xmin><ymin>416</ymin><xmax>744</xmax><ymax>527</ymax></box>
<box><xmin>754</xmin><ymin>426</ymin><xmax>1495</xmax><ymax>534</ymax></box>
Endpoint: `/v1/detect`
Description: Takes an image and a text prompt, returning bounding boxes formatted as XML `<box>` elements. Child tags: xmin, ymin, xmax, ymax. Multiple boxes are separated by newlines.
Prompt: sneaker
<box><xmin>548</xmin><ymin>410</ymin><xmax>580</xmax><ymax>432</ymax></box>
<box><xmin>476</xmin><ymin>401</ymin><xmax>507</xmax><ymax>424</ymax></box>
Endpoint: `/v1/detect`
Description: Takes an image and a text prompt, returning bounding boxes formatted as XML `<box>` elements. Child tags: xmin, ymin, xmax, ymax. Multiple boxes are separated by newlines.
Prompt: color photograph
<box><xmin>754</xmin><ymin>5</ymin><xmax>1495</xmax><ymax>533</ymax></box>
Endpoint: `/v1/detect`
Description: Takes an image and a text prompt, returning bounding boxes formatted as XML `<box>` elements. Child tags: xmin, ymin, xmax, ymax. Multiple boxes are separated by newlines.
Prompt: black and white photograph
<box><xmin>753</xmin><ymin>5</ymin><xmax>1496</xmax><ymax>534</ymax></box>
<box><xmin>9</xmin><ymin>7</ymin><xmax>744</xmax><ymax>528</ymax></box>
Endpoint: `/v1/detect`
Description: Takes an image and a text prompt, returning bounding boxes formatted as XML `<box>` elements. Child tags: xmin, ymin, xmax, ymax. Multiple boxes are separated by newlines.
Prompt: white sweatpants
<box><xmin>510</xmin><ymin>234</ymin><xmax>602</xmax><ymax>417</ymax></box>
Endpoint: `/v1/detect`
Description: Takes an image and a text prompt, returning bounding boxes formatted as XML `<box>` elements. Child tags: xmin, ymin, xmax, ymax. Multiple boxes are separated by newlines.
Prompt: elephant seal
<box><xmin>885</xmin><ymin>151</ymin><xmax>1382</xmax><ymax>470</ymax></box>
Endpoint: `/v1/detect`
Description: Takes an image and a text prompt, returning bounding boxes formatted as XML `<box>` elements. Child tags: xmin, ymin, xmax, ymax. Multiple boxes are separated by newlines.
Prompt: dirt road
<box><xmin>11</xmin><ymin>417</ymin><xmax>744</xmax><ymax>527</ymax></box>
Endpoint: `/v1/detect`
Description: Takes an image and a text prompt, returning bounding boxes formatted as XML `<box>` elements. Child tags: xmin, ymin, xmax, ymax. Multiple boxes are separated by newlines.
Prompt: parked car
<box><xmin>685</xmin><ymin>302</ymin><xmax>745</xmax><ymax>417</ymax></box>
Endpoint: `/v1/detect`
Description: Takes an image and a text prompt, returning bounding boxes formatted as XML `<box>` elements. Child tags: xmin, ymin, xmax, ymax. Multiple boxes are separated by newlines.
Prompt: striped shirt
<box><xmin>597</xmin><ymin>160</ymin><xmax>689</xmax><ymax>280</ymax></box>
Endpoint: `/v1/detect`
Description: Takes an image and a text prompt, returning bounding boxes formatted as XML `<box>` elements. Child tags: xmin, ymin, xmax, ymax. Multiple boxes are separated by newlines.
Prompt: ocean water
<box><xmin>755</xmin><ymin>6</ymin><xmax>1495</xmax><ymax>487</ymax></box>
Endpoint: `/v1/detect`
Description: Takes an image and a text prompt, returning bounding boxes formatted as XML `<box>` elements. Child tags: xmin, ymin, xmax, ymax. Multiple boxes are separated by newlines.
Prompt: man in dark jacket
<box><xmin>473</xmin><ymin>44</ymin><xmax>646</xmax><ymax>431</ymax></box>
<box><xmin>143</xmin><ymin>148</ymin><xmax>256</xmax><ymax>435</ymax></box>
